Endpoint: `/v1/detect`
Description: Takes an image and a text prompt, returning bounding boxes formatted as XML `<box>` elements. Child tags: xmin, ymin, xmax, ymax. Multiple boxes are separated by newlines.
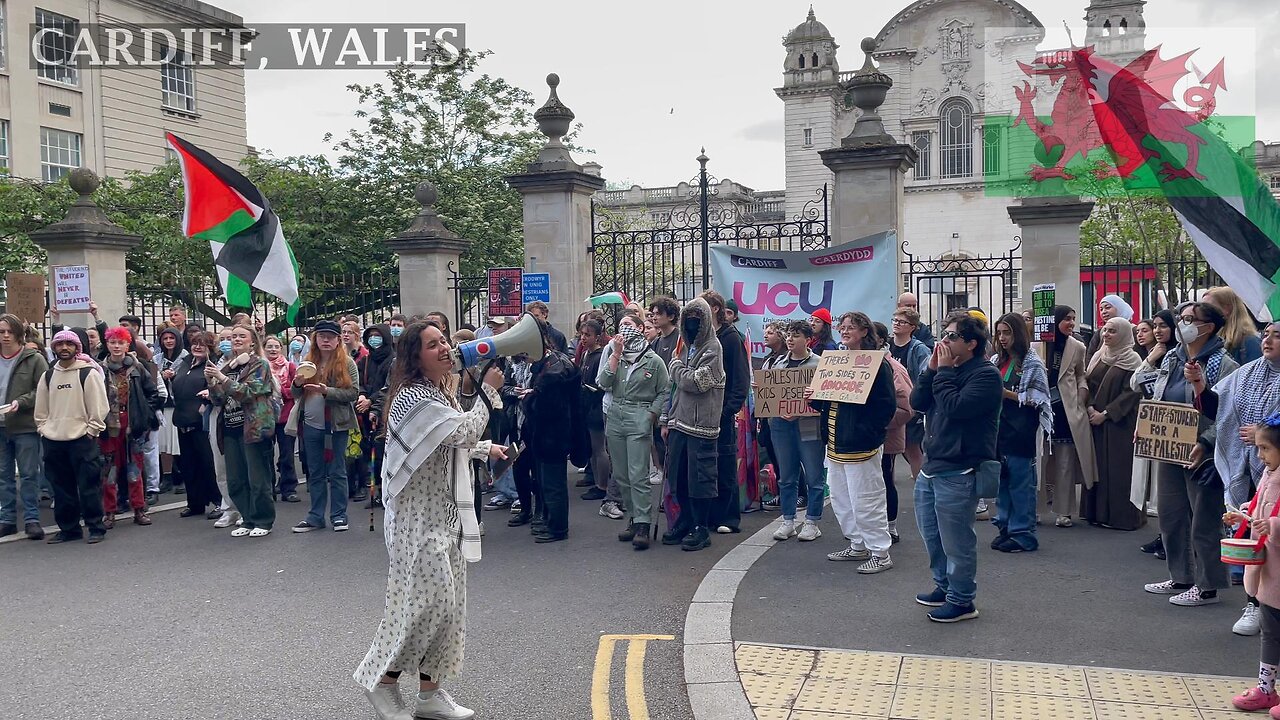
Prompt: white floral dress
<box><xmin>353</xmin><ymin>383</ymin><xmax>490</xmax><ymax>690</ymax></box>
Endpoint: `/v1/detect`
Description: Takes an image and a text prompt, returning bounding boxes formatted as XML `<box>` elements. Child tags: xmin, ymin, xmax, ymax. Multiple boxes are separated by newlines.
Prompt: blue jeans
<box><xmin>0</xmin><ymin>429</ymin><xmax>43</xmax><ymax>524</ymax></box>
<box><xmin>493</xmin><ymin>464</ymin><xmax>517</xmax><ymax>501</ymax></box>
<box><xmin>914</xmin><ymin>470</ymin><xmax>979</xmax><ymax>606</ymax></box>
<box><xmin>302</xmin><ymin>428</ymin><xmax>349</xmax><ymax>527</ymax></box>
<box><xmin>995</xmin><ymin>455</ymin><xmax>1038</xmax><ymax>550</ymax></box>
<box><xmin>768</xmin><ymin>418</ymin><xmax>825</xmax><ymax>522</ymax></box>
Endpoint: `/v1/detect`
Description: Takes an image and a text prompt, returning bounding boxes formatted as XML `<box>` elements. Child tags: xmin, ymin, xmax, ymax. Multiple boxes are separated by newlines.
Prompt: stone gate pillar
<box><xmin>29</xmin><ymin>169</ymin><xmax>141</xmax><ymax>329</ymax></box>
<box><xmin>818</xmin><ymin>39</ymin><xmax>917</xmax><ymax>246</ymax></box>
<box><xmin>387</xmin><ymin>181</ymin><xmax>469</xmax><ymax>320</ymax></box>
<box><xmin>507</xmin><ymin>74</ymin><xmax>605</xmax><ymax>329</ymax></box>
<box><xmin>1007</xmin><ymin>196</ymin><xmax>1095</xmax><ymax>317</ymax></box>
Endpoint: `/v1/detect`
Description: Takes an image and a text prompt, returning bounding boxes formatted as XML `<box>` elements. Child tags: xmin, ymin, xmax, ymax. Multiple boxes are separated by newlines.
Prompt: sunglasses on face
<box><xmin>941</xmin><ymin>331</ymin><xmax>962</xmax><ymax>342</ymax></box>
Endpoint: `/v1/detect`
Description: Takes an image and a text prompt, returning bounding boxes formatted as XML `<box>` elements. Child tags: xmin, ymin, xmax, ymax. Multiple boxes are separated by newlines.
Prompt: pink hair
<box><xmin>104</xmin><ymin>326</ymin><xmax>134</xmax><ymax>344</ymax></box>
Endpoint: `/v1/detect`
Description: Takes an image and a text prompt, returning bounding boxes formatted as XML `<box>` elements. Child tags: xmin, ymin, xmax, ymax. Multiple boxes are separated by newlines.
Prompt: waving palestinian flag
<box><xmin>165</xmin><ymin>133</ymin><xmax>300</xmax><ymax>323</ymax></box>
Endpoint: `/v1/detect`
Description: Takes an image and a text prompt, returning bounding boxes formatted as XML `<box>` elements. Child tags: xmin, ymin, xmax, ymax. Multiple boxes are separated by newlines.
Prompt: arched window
<box><xmin>1119</xmin><ymin>18</ymin><xmax>1128</xmax><ymax>35</ymax></box>
<box><xmin>811</xmin><ymin>52</ymin><xmax>819</xmax><ymax>67</ymax></box>
<box><xmin>1103</xmin><ymin>19</ymin><xmax>1112</xmax><ymax>36</ymax></box>
<box><xmin>939</xmin><ymin>98</ymin><xmax>974</xmax><ymax>178</ymax></box>
<box><xmin>798</xmin><ymin>53</ymin><xmax>806</xmax><ymax>69</ymax></box>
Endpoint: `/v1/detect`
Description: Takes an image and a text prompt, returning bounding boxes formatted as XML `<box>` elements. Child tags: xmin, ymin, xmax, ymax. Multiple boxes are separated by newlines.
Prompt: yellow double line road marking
<box><xmin>591</xmin><ymin>633</ymin><xmax>674</xmax><ymax>720</ymax></box>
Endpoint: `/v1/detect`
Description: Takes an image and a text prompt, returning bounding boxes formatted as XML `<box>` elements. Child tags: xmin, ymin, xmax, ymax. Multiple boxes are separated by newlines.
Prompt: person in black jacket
<box><xmin>897</xmin><ymin>293</ymin><xmax>937</xmax><ymax>350</ymax></box>
<box><xmin>99</xmin><ymin>326</ymin><xmax>163</xmax><ymax>528</ymax></box>
<box><xmin>909</xmin><ymin>311</ymin><xmax>1002</xmax><ymax>624</ymax></box>
<box><xmin>353</xmin><ymin>324</ymin><xmax>395</xmax><ymax>505</ymax></box>
<box><xmin>170</xmin><ymin>331</ymin><xmax>223</xmax><ymax>517</ymax></box>
<box><xmin>523</xmin><ymin>318</ymin><xmax>586</xmax><ymax>543</ymax></box>
<box><xmin>808</xmin><ymin>313</ymin><xmax>898</xmax><ymax>572</ymax></box>
<box><xmin>701</xmin><ymin>290</ymin><xmax>750</xmax><ymax>534</ymax></box>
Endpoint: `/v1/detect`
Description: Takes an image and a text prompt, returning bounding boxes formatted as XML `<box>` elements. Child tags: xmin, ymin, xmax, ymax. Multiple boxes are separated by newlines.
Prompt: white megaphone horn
<box><xmin>451</xmin><ymin>313</ymin><xmax>546</xmax><ymax>371</ymax></box>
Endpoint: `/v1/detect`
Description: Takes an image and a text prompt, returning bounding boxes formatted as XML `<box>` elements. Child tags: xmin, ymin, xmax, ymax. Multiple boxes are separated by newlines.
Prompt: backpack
<box><xmin>44</xmin><ymin>366</ymin><xmax>93</xmax><ymax>390</ymax></box>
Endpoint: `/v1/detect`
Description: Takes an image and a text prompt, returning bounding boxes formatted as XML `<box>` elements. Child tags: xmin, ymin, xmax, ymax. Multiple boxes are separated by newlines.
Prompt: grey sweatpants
<box><xmin>1156</xmin><ymin>461</ymin><xmax>1227</xmax><ymax>590</ymax></box>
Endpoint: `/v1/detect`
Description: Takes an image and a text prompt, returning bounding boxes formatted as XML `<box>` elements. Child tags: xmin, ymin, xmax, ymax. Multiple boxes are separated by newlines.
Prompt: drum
<box><xmin>1221</xmin><ymin>537</ymin><xmax>1267</xmax><ymax>566</ymax></box>
<box><xmin>296</xmin><ymin>361</ymin><xmax>317</xmax><ymax>380</ymax></box>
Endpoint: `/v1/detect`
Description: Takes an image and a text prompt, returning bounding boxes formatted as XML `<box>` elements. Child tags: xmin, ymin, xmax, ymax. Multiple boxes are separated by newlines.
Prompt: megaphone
<box><xmin>452</xmin><ymin>313</ymin><xmax>546</xmax><ymax>370</ymax></box>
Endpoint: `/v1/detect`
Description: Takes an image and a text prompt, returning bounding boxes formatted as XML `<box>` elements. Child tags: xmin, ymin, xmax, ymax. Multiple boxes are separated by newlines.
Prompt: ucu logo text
<box><xmin>733</xmin><ymin>281</ymin><xmax>833</xmax><ymax>315</ymax></box>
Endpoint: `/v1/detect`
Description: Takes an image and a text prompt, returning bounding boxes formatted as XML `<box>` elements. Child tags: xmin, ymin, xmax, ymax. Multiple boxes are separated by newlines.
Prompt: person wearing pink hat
<box><xmin>808</xmin><ymin>308</ymin><xmax>839</xmax><ymax>355</ymax></box>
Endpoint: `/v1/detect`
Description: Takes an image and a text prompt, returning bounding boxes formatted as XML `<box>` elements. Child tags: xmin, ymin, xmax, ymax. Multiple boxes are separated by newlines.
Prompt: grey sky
<box><xmin>215</xmin><ymin>0</ymin><xmax>1279</xmax><ymax>191</ymax></box>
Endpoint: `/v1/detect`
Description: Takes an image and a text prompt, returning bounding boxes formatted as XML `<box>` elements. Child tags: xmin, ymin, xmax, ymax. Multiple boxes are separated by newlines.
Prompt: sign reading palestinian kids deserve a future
<box><xmin>753</xmin><ymin>367</ymin><xmax>819</xmax><ymax>419</ymax></box>
<box><xmin>1134</xmin><ymin>400</ymin><xmax>1202</xmax><ymax>466</ymax></box>
<box><xmin>807</xmin><ymin>350</ymin><xmax>887</xmax><ymax>405</ymax></box>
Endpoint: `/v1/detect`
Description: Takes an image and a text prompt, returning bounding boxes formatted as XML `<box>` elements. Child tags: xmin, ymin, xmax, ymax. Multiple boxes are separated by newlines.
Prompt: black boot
<box><xmin>618</xmin><ymin>522</ymin><xmax>637</xmax><ymax>542</ymax></box>
<box><xmin>1140</xmin><ymin>534</ymin><xmax>1163</xmax><ymax>555</ymax></box>
<box><xmin>158</xmin><ymin>473</ymin><xmax>173</xmax><ymax>494</ymax></box>
<box><xmin>681</xmin><ymin>526</ymin><xmax>711</xmax><ymax>551</ymax></box>
<box><xmin>662</xmin><ymin>523</ymin><xmax>690</xmax><ymax>545</ymax></box>
<box><xmin>632</xmin><ymin>523</ymin><xmax>650</xmax><ymax>551</ymax></box>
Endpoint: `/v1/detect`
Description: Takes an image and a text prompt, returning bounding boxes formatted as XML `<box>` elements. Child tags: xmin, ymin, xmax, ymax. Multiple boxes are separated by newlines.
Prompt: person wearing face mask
<box><xmin>1039</xmin><ymin>306</ymin><xmax>1097</xmax><ymax>528</ymax></box>
<box><xmin>356</xmin><ymin>324</ymin><xmax>396</xmax><ymax>507</ymax></box>
<box><xmin>1142</xmin><ymin>301</ymin><xmax>1239</xmax><ymax>608</ymax></box>
<box><xmin>1082</xmin><ymin>316</ymin><xmax>1145</xmax><ymax>531</ymax></box>
<box><xmin>286</xmin><ymin>333</ymin><xmax>310</xmax><ymax>365</ymax></box>
<box><xmin>1086</xmin><ymin>295</ymin><xmax>1136</xmax><ymax>365</ymax></box>
<box><xmin>659</xmin><ymin>297</ymin><xmax>726</xmax><ymax>551</ymax></box>
<box><xmin>1193</xmin><ymin>320</ymin><xmax>1280</xmax><ymax>634</ymax></box>
<box><xmin>387</xmin><ymin>314</ymin><xmax>407</xmax><ymax>345</ymax></box>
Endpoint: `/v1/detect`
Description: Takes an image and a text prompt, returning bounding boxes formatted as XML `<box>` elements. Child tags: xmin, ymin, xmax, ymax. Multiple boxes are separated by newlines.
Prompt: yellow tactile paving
<box><xmin>810</xmin><ymin>650</ymin><xmax>902</xmax><ymax>684</ymax></box>
<box><xmin>733</xmin><ymin>642</ymin><xmax>1253</xmax><ymax>720</ymax></box>
<box><xmin>897</xmin><ymin>655</ymin><xmax>991</xmax><ymax>690</ymax></box>
<box><xmin>742</xmin><ymin>672</ymin><xmax>807</xmax><ymax>709</ymax></box>
<box><xmin>737</xmin><ymin>643</ymin><xmax>818</xmax><ymax>676</ymax></box>
<box><xmin>1084</xmin><ymin>667</ymin><xmax>1195</xmax><ymax>706</ymax></box>
<box><xmin>792</xmin><ymin>677</ymin><xmax>896</xmax><ymax>716</ymax></box>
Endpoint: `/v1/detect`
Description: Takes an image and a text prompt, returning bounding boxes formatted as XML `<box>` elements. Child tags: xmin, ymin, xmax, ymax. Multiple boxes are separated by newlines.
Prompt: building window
<box><xmin>912</xmin><ymin>131</ymin><xmax>931</xmax><ymax>180</ymax></box>
<box><xmin>939</xmin><ymin>98</ymin><xmax>974</xmax><ymax>179</ymax></box>
<box><xmin>162</xmin><ymin>51</ymin><xmax>197</xmax><ymax>113</ymax></box>
<box><xmin>0</xmin><ymin>120</ymin><xmax>9</xmax><ymax>176</ymax></box>
<box><xmin>798</xmin><ymin>54</ymin><xmax>806</xmax><ymax>69</ymax></box>
<box><xmin>803</xmin><ymin>128</ymin><xmax>813</xmax><ymax>147</ymax></box>
<box><xmin>40</xmin><ymin>127</ymin><xmax>82</xmax><ymax>182</ymax></box>
<box><xmin>1270</xmin><ymin>175</ymin><xmax>1280</xmax><ymax>191</ymax></box>
<box><xmin>35</xmin><ymin>8</ymin><xmax>79</xmax><ymax>86</ymax></box>
<box><xmin>983</xmin><ymin>125</ymin><xmax>1002</xmax><ymax>177</ymax></box>
<box><xmin>0</xmin><ymin>1</ymin><xmax>7</xmax><ymax>70</ymax></box>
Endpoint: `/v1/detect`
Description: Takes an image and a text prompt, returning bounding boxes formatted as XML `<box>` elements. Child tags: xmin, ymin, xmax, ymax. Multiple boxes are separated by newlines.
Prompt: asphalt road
<box><xmin>735</xmin><ymin>464</ymin><xmax>1257</xmax><ymax>678</ymax></box>
<box><xmin>0</xmin><ymin>481</ymin><xmax>769</xmax><ymax>720</ymax></box>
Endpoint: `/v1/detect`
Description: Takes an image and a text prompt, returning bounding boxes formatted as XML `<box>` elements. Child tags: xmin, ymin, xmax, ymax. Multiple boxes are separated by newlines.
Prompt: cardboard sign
<box><xmin>807</xmin><ymin>350</ymin><xmax>887</xmax><ymax>405</ymax></box>
<box><xmin>753</xmin><ymin>367</ymin><xmax>819</xmax><ymax>419</ymax></box>
<box><xmin>1134</xmin><ymin>400</ymin><xmax>1201</xmax><ymax>467</ymax></box>
<box><xmin>487</xmin><ymin>267</ymin><xmax>523</xmax><ymax>316</ymax></box>
<box><xmin>4</xmin><ymin>272</ymin><xmax>46</xmax><ymax>324</ymax></box>
<box><xmin>1033</xmin><ymin>283</ymin><xmax>1056</xmax><ymax>342</ymax></box>
<box><xmin>522</xmin><ymin>272</ymin><xmax>550</xmax><ymax>303</ymax></box>
<box><xmin>52</xmin><ymin>264</ymin><xmax>92</xmax><ymax>312</ymax></box>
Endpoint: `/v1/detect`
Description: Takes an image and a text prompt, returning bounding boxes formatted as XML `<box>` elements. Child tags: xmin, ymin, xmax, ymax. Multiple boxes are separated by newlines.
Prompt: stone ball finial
<box><xmin>414</xmin><ymin>181</ymin><xmax>438</xmax><ymax>208</ymax></box>
<box><xmin>68</xmin><ymin>168</ymin><xmax>100</xmax><ymax>197</ymax></box>
<box><xmin>861</xmin><ymin>37</ymin><xmax>877</xmax><ymax>54</ymax></box>
<box><xmin>546</xmin><ymin>73</ymin><xmax>560</xmax><ymax>88</ymax></box>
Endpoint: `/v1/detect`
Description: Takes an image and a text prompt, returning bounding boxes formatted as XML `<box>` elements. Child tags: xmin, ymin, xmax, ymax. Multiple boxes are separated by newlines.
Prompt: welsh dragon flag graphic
<box><xmin>165</xmin><ymin>133</ymin><xmax>300</xmax><ymax>323</ymax></box>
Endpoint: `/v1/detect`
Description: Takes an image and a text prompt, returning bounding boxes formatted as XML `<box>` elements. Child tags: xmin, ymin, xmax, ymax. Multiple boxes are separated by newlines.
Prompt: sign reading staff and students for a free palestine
<box><xmin>1033</xmin><ymin>283</ymin><xmax>1056</xmax><ymax>342</ymax></box>
<box><xmin>1134</xmin><ymin>400</ymin><xmax>1201</xmax><ymax>467</ymax></box>
<box><xmin>807</xmin><ymin>350</ymin><xmax>887</xmax><ymax>405</ymax></box>
<box><xmin>753</xmin><ymin>367</ymin><xmax>819</xmax><ymax>419</ymax></box>
<box><xmin>52</xmin><ymin>265</ymin><xmax>92</xmax><ymax>312</ymax></box>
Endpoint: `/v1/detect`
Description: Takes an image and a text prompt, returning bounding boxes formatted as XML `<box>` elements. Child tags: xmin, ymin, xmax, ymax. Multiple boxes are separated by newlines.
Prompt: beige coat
<box><xmin>1054</xmin><ymin>337</ymin><xmax>1099</xmax><ymax>489</ymax></box>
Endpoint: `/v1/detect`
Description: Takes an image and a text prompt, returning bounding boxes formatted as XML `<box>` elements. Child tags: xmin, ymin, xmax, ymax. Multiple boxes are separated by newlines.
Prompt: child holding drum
<box><xmin>1229</xmin><ymin>414</ymin><xmax>1280</xmax><ymax>715</ymax></box>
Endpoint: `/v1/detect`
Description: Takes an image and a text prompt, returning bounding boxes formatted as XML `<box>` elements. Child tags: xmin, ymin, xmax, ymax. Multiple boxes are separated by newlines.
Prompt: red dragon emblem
<box><xmin>1012</xmin><ymin>45</ymin><xmax>1226</xmax><ymax>183</ymax></box>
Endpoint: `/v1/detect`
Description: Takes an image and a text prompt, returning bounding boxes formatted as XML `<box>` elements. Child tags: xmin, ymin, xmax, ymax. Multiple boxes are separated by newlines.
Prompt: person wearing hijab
<box><xmin>1040</xmin><ymin>306</ymin><xmax>1097</xmax><ymax>528</ymax></box>
<box><xmin>1131</xmin><ymin>308</ymin><xmax>1180</xmax><ymax>554</ymax></box>
<box><xmin>1086</xmin><ymin>294</ymin><xmax>1136</xmax><ymax>364</ymax></box>
<box><xmin>1082</xmin><ymin>316</ymin><xmax>1145</xmax><ymax>530</ymax></box>
<box><xmin>598</xmin><ymin>321</ymin><xmax>669</xmax><ymax>549</ymax></box>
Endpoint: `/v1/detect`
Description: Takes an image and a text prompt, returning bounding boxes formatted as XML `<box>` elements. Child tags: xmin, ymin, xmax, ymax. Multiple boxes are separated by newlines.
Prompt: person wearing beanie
<box><xmin>809</xmin><ymin>308</ymin><xmax>839</xmax><ymax>355</ymax></box>
<box><xmin>0</xmin><ymin>314</ymin><xmax>50</xmax><ymax>540</ymax></box>
<box><xmin>36</xmin><ymin>330</ymin><xmax>110</xmax><ymax>543</ymax></box>
<box><xmin>724</xmin><ymin>299</ymin><xmax>740</xmax><ymax>326</ymax></box>
<box><xmin>99</xmin><ymin>325</ymin><xmax>162</xmax><ymax>529</ymax></box>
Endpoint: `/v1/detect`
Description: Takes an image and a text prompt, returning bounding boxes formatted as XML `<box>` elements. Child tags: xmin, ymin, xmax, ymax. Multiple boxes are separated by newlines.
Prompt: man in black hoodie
<box><xmin>701</xmin><ymin>290</ymin><xmax>751</xmax><ymax>534</ymax></box>
<box><xmin>524</xmin><ymin>318</ymin><xmax>586</xmax><ymax>543</ymax></box>
<box><xmin>354</xmin><ymin>324</ymin><xmax>395</xmax><ymax>505</ymax></box>
<box><xmin>908</xmin><ymin>311</ymin><xmax>1002</xmax><ymax>624</ymax></box>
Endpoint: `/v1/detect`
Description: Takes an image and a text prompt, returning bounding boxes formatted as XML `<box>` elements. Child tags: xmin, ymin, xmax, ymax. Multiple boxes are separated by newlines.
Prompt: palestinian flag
<box><xmin>587</xmin><ymin>291</ymin><xmax>630</xmax><ymax>308</ymax></box>
<box><xmin>165</xmin><ymin>133</ymin><xmax>300</xmax><ymax>323</ymax></box>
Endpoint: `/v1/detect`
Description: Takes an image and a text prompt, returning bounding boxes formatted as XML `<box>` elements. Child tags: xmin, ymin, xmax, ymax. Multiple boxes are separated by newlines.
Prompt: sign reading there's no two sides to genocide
<box><xmin>807</xmin><ymin>350</ymin><xmax>887</xmax><ymax>405</ymax></box>
<box><xmin>1033</xmin><ymin>283</ymin><xmax>1056</xmax><ymax>342</ymax></box>
<box><xmin>1134</xmin><ymin>400</ymin><xmax>1201</xmax><ymax>467</ymax></box>
<box><xmin>52</xmin><ymin>265</ymin><xmax>92</xmax><ymax>312</ymax></box>
<box><xmin>753</xmin><ymin>367</ymin><xmax>819</xmax><ymax>419</ymax></box>
<box><xmin>487</xmin><ymin>267</ymin><xmax>523</xmax><ymax>317</ymax></box>
<box><xmin>4</xmin><ymin>272</ymin><xmax>46</xmax><ymax>324</ymax></box>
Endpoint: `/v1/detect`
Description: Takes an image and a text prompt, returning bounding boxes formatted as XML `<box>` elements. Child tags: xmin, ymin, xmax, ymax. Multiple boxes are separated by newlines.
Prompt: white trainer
<box><xmin>364</xmin><ymin>682</ymin><xmax>412</xmax><ymax>720</ymax></box>
<box><xmin>797</xmin><ymin>521</ymin><xmax>822</xmax><ymax>542</ymax></box>
<box><xmin>1234</xmin><ymin>603</ymin><xmax>1262</xmax><ymax>635</ymax></box>
<box><xmin>772</xmin><ymin>519</ymin><xmax>797</xmax><ymax>541</ymax></box>
<box><xmin>415</xmin><ymin>688</ymin><xmax>475</xmax><ymax>720</ymax></box>
<box><xmin>213</xmin><ymin>510</ymin><xmax>240</xmax><ymax>529</ymax></box>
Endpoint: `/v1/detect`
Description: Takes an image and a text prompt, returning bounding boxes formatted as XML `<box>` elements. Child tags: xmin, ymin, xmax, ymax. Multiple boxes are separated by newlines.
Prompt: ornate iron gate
<box><xmin>448</xmin><ymin>262</ymin><xmax>488</xmax><ymax>331</ymax></box>
<box><xmin>589</xmin><ymin>151</ymin><xmax>829</xmax><ymax>305</ymax></box>
<box><xmin>900</xmin><ymin>238</ymin><xmax>1023</xmax><ymax>336</ymax></box>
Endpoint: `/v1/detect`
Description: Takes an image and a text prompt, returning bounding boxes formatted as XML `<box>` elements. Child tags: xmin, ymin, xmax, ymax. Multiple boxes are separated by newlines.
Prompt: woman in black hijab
<box><xmin>1131</xmin><ymin>308</ymin><xmax>1181</xmax><ymax>557</ymax></box>
<box><xmin>1040</xmin><ymin>306</ymin><xmax>1097</xmax><ymax>527</ymax></box>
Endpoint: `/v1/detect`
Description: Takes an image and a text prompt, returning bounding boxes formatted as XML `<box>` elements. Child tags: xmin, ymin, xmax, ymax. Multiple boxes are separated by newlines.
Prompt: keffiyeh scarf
<box><xmin>1214</xmin><ymin>357</ymin><xmax>1280</xmax><ymax>505</ymax></box>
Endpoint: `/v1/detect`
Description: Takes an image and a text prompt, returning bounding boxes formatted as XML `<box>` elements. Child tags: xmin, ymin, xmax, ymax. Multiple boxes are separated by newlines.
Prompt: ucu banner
<box><xmin>710</xmin><ymin>232</ymin><xmax>898</xmax><ymax>358</ymax></box>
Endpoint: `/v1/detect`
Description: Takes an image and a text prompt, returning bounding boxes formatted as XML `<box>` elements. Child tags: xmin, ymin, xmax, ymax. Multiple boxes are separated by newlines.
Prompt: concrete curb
<box><xmin>0</xmin><ymin>500</ymin><xmax>188</xmax><ymax>546</ymax></box>
<box><xmin>683</xmin><ymin>520</ymin><xmax>780</xmax><ymax>720</ymax></box>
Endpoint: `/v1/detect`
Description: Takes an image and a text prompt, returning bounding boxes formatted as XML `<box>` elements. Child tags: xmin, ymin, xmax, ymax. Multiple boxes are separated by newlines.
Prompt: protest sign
<box><xmin>487</xmin><ymin>267</ymin><xmax>523</xmax><ymax>316</ymax></box>
<box><xmin>1134</xmin><ymin>400</ymin><xmax>1201</xmax><ymax>466</ymax></box>
<box><xmin>1033</xmin><ymin>283</ymin><xmax>1056</xmax><ymax>342</ymax></box>
<box><xmin>52</xmin><ymin>264</ymin><xmax>92</xmax><ymax>312</ymax></box>
<box><xmin>753</xmin><ymin>367</ymin><xmax>819</xmax><ymax>419</ymax></box>
<box><xmin>4</xmin><ymin>273</ymin><xmax>45</xmax><ymax>323</ymax></box>
<box><xmin>807</xmin><ymin>350</ymin><xmax>887</xmax><ymax>404</ymax></box>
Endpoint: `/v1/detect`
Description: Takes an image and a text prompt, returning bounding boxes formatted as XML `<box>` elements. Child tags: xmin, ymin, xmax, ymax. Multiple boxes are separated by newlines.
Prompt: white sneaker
<box><xmin>1234</xmin><ymin>603</ymin><xmax>1262</xmax><ymax>635</ymax></box>
<box><xmin>856</xmin><ymin>554</ymin><xmax>894</xmax><ymax>574</ymax></box>
<box><xmin>599</xmin><ymin>501</ymin><xmax>624</xmax><ymax>520</ymax></box>
<box><xmin>249</xmin><ymin>527</ymin><xmax>271</xmax><ymax>538</ymax></box>
<box><xmin>772</xmin><ymin>519</ymin><xmax>797</xmax><ymax>541</ymax></box>
<box><xmin>365</xmin><ymin>682</ymin><xmax>412</xmax><ymax>720</ymax></box>
<box><xmin>213</xmin><ymin>510</ymin><xmax>240</xmax><ymax>529</ymax></box>
<box><xmin>415</xmin><ymin>688</ymin><xmax>475</xmax><ymax>720</ymax></box>
<box><xmin>797</xmin><ymin>521</ymin><xmax>822</xmax><ymax>542</ymax></box>
<box><xmin>976</xmin><ymin>499</ymin><xmax>988</xmax><ymax>515</ymax></box>
<box><xmin>1169</xmin><ymin>586</ymin><xmax>1220</xmax><ymax>607</ymax></box>
<box><xmin>479</xmin><ymin>521</ymin><xmax>485</xmax><ymax>537</ymax></box>
<box><xmin>230</xmin><ymin>527</ymin><xmax>251</xmax><ymax>537</ymax></box>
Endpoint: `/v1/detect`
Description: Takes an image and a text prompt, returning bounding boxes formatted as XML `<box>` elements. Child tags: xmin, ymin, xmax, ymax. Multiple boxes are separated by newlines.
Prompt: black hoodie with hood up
<box><xmin>359</xmin><ymin>324</ymin><xmax>395</xmax><ymax>400</ymax></box>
